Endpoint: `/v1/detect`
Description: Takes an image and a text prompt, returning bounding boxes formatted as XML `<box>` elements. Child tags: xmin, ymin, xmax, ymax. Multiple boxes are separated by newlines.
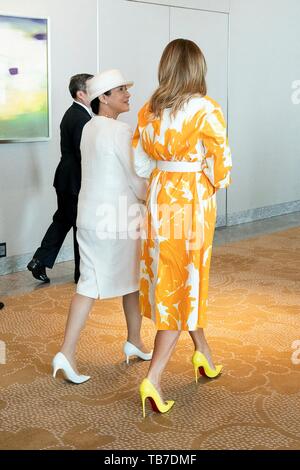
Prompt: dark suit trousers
<box><xmin>34</xmin><ymin>192</ymin><xmax>79</xmax><ymax>278</ymax></box>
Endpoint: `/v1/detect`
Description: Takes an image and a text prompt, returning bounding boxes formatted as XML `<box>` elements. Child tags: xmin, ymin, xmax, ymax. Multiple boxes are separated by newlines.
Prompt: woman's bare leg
<box><xmin>189</xmin><ymin>328</ymin><xmax>216</xmax><ymax>369</ymax></box>
<box><xmin>60</xmin><ymin>293</ymin><xmax>95</xmax><ymax>372</ymax></box>
<box><xmin>122</xmin><ymin>291</ymin><xmax>150</xmax><ymax>353</ymax></box>
<box><xmin>146</xmin><ymin>330</ymin><xmax>181</xmax><ymax>398</ymax></box>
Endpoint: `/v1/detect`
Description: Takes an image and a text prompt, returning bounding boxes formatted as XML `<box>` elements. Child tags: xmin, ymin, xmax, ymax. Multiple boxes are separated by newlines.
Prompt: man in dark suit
<box><xmin>27</xmin><ymin>73</ymin><xmax>93</xmax><ymax>283</ymax></box>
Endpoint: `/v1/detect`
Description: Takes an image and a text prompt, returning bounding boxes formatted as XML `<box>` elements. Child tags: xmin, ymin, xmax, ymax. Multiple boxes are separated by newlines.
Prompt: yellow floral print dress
<box><xmin>133</xmin><ymin>96</ymin><xmax>232</xmax><ymax>331</ymax></box>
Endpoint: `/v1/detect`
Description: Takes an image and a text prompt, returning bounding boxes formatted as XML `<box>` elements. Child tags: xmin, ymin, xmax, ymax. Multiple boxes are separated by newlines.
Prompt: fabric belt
<box><xmin>156</xmin><ymin>161</ymin><xmax>202</xmax><ymax>172</ymax></box>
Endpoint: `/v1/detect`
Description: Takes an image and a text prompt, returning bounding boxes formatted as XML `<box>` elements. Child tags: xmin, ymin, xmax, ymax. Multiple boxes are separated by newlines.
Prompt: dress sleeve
<box><xmin>200</xmin><ymin>105</ymin><xmax>232</xmax><ymax>190</ymax></box>
<box><xmin>114</xmin><ymin>124</ymin><xmax>148</xmax><ymax>201</ymax></box>
<box><xmin>132</xmin><ymin>120</ymin><xmax>156</xmax><ymax>179</ymax></box>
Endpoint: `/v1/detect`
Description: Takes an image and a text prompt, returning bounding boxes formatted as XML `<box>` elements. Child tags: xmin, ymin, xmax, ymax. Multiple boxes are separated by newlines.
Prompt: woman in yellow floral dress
<box><xmin>133</xmin><ymin>39</ymin><xmax>232</xmax><ymax>416</ymax></box>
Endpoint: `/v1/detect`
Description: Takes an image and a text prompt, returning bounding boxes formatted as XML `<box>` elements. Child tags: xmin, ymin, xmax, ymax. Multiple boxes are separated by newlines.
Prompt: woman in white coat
<box><xmin>52</xmin><ymin>70</ymin><xmax>152</xmax><ymax>383</ymax></box>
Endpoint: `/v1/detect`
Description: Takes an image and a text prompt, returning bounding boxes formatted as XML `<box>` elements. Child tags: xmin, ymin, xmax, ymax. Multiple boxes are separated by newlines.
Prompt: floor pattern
<box><xmin>0</xmin><ymin>227</ymin><xmax>300</xmax><ymax>450</ymax></box>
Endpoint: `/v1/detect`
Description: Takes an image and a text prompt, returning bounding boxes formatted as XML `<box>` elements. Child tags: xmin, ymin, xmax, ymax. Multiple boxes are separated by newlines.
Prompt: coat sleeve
<box><xmin>114</xmin><ymin>124</ymin><xmax>148</xmax><ymax>201</ymax></box>
<box><xmin>200</xmin><ymin>106</ymin><xmax>232</xmax><ymax>190</ymax></box>
<box><xmin>132</xmin><ymin>124</ymin><xmax>157</xmax><ymax>178</ymax></box>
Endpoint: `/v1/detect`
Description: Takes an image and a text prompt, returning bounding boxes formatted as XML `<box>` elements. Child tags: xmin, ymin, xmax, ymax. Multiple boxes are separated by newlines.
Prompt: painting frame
<box><xmin>0</xmin><ymin>13</ymin><xmax>51</xmax><ymax>143</ymax></box>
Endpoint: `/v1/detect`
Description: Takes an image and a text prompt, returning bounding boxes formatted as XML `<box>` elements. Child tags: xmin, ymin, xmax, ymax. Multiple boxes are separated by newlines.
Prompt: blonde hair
<box><xmin>149</xmin><ymin>39</ymin><xmax>207</xmax><ymax>119</ymax></box>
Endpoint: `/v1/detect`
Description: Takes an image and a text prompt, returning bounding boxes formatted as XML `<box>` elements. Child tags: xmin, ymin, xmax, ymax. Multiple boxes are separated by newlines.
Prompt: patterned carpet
<box><xmin>0</xmin><ymin>227</ymin><xmax>300</xmax><ymax>450</ymax></box>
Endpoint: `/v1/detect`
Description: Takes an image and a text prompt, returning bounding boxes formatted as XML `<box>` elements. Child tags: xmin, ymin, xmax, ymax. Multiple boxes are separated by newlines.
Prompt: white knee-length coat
<box><xmin>76</xmin><ymin>116</ymin><xmax>147</xmax><ymax>299</ymax></box>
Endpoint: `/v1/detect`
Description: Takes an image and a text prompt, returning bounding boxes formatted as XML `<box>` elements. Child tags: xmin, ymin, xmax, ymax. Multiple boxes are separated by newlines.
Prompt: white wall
<box><xmin>99</xmin><ymin>0</ymin><xmax>229</xmax><ymax>225</ymax></box>
<box><xmin>1</xmin><ymin>0</ymin><xmax>300</xmax><ymax>273</ymax></box>
<box><xmin>0</xmin><ymin>0</ymin><xmax>98</xmax><ymax>264</ymax></box>
<box><xmin>228</xmin><ymin>0</ymin><xmax>300</xmax><ymax>219</ymax></box>
<box><xmin>98</xmin><ymin>0</ymin><xmax>170</xmax><ymax>129</ymax></box>
<box><xmin>128</xmin><ymin>0</ymin><xmax>230</xmax><ymax>13</ymax></box>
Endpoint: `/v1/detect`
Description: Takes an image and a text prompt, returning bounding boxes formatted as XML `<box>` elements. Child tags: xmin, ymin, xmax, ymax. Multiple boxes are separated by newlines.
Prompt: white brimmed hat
<box><xmin>87</xmin><ymin>69</ymin><xmax>134</xmax><ymax>101</ymax></box>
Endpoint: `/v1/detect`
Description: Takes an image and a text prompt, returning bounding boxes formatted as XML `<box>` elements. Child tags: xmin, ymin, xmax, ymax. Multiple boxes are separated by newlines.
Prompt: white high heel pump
<box><xmin>52</xmin><ymin>352</ymin><xmax>90</xmax><ymax>384</ymax></box>
<box><xmin>123</xmin><ymin>341</ymin><xmax>153</xmax><ymax>364</ymax></box>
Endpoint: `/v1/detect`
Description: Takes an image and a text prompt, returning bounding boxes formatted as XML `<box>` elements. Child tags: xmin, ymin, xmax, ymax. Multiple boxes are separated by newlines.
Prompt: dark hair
<box><xmin>69</xmin><ymin>73</ymin><xmax>93</xmax><ymax>99</ymax></box>
<box><xmin>90</xmin><ymin>90</ymin><xmax>112</xmax><ymax>115</ymax></box>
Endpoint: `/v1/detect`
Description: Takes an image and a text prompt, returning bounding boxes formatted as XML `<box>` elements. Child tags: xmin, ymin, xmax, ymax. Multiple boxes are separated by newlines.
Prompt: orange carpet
<box><xmin>0</xmin><ymin>227</ymin><xmax>300</xmax><ymax>450</ymax></box>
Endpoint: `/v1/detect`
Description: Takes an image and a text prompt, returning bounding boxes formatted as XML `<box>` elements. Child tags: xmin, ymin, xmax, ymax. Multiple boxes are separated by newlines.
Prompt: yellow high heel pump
<box><xmin>139</xmin><ymin>378</ymin><xmax>175</xmax><ymax>418</ymax></box>
<box><xmin>192</xmin><ymin>351</ymin><xmax>222</xmax><ymax>383</ymax></box>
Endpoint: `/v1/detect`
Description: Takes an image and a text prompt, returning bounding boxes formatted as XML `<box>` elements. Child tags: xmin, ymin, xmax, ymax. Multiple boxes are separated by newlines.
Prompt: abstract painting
<box><xmin>0</xmin><ymin>15</ymin><xmax>50</xmax><ymax>141</ymax></box>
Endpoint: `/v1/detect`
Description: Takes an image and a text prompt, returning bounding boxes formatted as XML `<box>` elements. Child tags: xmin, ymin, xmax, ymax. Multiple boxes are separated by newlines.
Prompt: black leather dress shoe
<box><xmin>27</xmin><ymin>258</ymin><xmax>50</xmax><ymax>283</ymax></box>
<box><xmin>0</xmin><ymin>302</ymin><xmax>4</xmax><ymax>310</ymax></box>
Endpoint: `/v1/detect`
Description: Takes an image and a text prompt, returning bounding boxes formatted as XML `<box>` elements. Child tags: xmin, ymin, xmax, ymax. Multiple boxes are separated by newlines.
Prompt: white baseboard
<box><xmin>0</xmin><ymin>244</ymin><xmax>74</xmax><ymax>276</ymax></box>
<box><xmin>227</xmin><ymin>200</ymin><xmax>300</xmax><ymax>226</ymax></box>
<box><xmin>1</xmin><ymin>200</ymin><xmax>300</xmax><ymax>275</ymax></box>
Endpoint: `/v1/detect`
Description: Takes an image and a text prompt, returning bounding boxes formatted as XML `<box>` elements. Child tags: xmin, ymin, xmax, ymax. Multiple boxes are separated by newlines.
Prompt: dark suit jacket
<box><xmin>53</xmin><ymin>102</ymin><xmax>91</xmax><ymax>195</ymax></box>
